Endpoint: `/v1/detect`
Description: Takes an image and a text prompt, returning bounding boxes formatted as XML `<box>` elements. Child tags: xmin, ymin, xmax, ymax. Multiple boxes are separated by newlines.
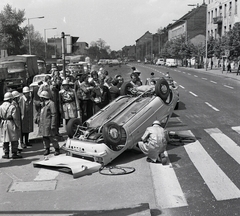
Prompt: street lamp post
<box><xmin>44</xmin><ymin>27</ymin><xmax>57</xmax><ymax>60</ymax></box>
<box><xmin>28</xmin><ymin>16</ymin><xmax>44</xmax><ymax>54</ymax></box>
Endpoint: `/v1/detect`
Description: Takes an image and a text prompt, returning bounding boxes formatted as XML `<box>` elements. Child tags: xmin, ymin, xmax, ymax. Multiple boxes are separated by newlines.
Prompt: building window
<box><xmin>229</xmin><ymin>2</ymin><xmax>232</xmax><ymax>16</ymax></box>
<box><xmin>219</xmin><ymin>6</ymin><xmax>222</xmax><ymax>17</ymax></box>
<box><xmin>208</xmin><ymin>12</ymin><xmax>210</xmax><ymax>23</ymax></box>
<box><xmin>235</xmin><ymin>0</ymin><xmax>238</xmax><ymax>14</ymax></box>
<box><xmin>229</xmin><ymin>25</ymin><xmax>232</xmax><ymax>30</ymax></box>
<box><xmin>215</xmin><ymin>29</ymin><xmax>217</xmax><ymax>38</ymax></box>
<box><xmin>224</xmin><ymin>26</ymin><xmax>227</xmax><ymax>35</ymax></box>
<box><xmin>211</xmin><ymin>10</ymin><xmax>213</xmax><ymax>23</ymax></box>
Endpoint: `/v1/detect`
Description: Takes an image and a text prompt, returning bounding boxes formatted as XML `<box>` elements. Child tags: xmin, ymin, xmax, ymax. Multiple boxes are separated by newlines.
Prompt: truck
<box><xmin>0</xmin><ymin>67</ymin><xmax>8</xmax><ymax>102</ymax></box>
<box><xmin>0</xmin><ymin>55</ymin><xmax>39</xmax><ymax>92</ymax></box>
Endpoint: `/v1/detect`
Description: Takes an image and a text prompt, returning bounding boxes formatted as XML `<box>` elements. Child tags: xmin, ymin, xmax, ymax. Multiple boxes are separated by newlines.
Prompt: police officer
<box><xmin>0</xmin><ymin>92</ymin><xmax>22</xmax><ymax>159</ymax></box>
<box><xmin>38</xmin><ymin>91</ymin><xmax>60</xmax><ymax>156</ymax></box>
<box><xmin>12</xmin><ymin>90</ymin><xmax>22</xmax><ymax>153</ymax></box>
<box><xmin>19</xmin><ymin>86</ymin><xmax>34</xmax><ymax>147</ymax></box>
<box><xmin>138</xmin><ymin>120</ymin><xmax>168</xmax><ymax>164</ymax></box>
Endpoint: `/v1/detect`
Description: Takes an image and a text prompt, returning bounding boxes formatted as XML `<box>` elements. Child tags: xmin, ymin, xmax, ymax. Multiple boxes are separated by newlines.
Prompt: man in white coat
<box><xmin>138</xmin><ymin>120</ymin><xmax>168</xmax><ymax>164</ymax></box>
<box><xmin>0</xmin><ymin>92</ymin><xmax>22</xmax><ymax>159</ymax></box>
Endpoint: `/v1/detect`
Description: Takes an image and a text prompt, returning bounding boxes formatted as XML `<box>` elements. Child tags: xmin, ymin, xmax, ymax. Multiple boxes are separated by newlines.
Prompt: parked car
<box><xmin>30</xmin><ymin>74</ymin><xmax>51</xmax><ymax>101</ymax></box>
<box><xmin>156</xmin><ymin>58</ymin><xmax>165</xmax><ymax>66</ymax></box>
<box><xmin>33</xmin><ymin>78</ymin><xmax>179</xmax><ymax>178</ymax></box>
<box><xmin>166</xmin><ymin>58</ymin><xmax>177</xmax><ymax>67</ymax></box>
<box><xmin>108</xmin><ymin>59</ymin><xmax>120</xmax><ymax>67</ymax></box>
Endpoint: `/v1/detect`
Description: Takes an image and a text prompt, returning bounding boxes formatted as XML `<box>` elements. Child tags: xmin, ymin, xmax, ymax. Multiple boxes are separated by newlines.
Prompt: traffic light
<box><xmin>66</xmin><ymin>36</ymin><xmax>79</xmax><ymax>54</ymax></box>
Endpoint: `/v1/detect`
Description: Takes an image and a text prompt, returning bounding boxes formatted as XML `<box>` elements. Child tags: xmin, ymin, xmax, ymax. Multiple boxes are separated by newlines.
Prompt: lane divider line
<box><xmin>205</xmin><ymin>102</ymin><xmax>220</xmax><ymax>111</ymax></box>
<box><xmin>189</xmin><ymin>91</ymin><xmax>198</xmax><ymax>97</ymax></box>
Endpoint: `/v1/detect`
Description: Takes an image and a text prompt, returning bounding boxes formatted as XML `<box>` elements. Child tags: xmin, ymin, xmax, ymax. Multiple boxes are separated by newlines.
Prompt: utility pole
<box><xmin>61</xmin><ymin>32</ymin><xmax>66</xmax><ymax>78</ymax></box>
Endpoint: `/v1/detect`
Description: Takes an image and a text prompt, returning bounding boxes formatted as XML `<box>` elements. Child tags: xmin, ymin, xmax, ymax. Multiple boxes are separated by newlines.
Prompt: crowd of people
<box><xmin>0</xmin><ymin>63</ymin><xmax>171</xmax><ymax>162</ymax></box>
<box><xmin>0</xmin><ymin>64</ymin><xmax>145</xmax><ymax>159</ymax></box>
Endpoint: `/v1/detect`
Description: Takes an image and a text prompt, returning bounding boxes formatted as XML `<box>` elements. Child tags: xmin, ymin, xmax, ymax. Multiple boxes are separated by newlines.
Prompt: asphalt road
<box><xmin>1</xmin><ymin>63</ymin><xmax>240</xmax><ymax>215</ymax></box>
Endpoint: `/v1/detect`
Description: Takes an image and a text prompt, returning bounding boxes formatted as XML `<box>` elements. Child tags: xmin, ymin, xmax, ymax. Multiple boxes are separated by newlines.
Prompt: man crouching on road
<box><xmin>138</xmin><ymin>120</ymin><xmax>168</xmax><ymax>164</ymax></box>
<box><xmin>38</xmin><ymin>91</ymin><xmax>60</xmax><ymax>156</ymax></box>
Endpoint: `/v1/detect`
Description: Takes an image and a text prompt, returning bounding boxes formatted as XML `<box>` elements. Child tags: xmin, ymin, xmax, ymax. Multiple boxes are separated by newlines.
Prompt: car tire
<box><xmin>155</xmin><ymin>78</ymin><xmax>170</xmax><ymax>101</ymax></box>
<box><xmin>66</xmin><ymin>118</ymin><xmax>82</xmax><ymax>138</ymax></box>
<box><xmin>120</xmin><ymin>82</ymin><xmax>133</xmax><ymax>95</ymax></box>
<box><xmin>102</xmin><ymin>122</ymin><xmax>127</xmax><ymax>151</ymax></box>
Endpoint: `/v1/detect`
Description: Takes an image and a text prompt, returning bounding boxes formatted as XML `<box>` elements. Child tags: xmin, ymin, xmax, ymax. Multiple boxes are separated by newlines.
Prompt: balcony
<box><xmin>213</xmin><ymin>16</ymin><xmax>223</xmax><ymax>24</ymax></box>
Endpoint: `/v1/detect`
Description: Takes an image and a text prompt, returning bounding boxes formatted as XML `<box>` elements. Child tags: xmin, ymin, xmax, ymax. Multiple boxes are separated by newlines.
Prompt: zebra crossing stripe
<box><xmin>150</xmin><ymin>153</ymin><xmax>188</xmax><ymax>209</ymax></box>
<box><xmin>184</xmin><ymin>131</ymin><xmax>240</xmax><ymax>201</ymax></box>
<box><xmin>232</xmin><ymin>126</ymin><xmax>240</xmax><ymax>134</ymax></box>
<box><xmin>205</xmin><ymin>128</ymin><xmax>240</xmax><ymax>165</ymax></box>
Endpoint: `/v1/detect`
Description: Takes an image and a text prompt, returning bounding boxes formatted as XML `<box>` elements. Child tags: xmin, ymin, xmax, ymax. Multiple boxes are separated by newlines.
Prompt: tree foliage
<box><xmin>0</xmin><ymin>4</ymin><xmax>27</xmax><ymax>55</ymax></box>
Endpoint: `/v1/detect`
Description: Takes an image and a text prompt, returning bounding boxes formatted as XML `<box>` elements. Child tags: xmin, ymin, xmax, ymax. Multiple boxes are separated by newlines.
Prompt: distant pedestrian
<box><xmin>38</xmin><ymin>91</ymin><xmax>60</xmax><ymax>156</ymax></box>
<box><xmin>227</xmin><ymin>62</ymin><xmax>231</xmax><ymax>73</ymax></box>
<box><xmin>19</xmin><ymin>86</ymin><xmax>34</xmax><ymax>148</ymax></box>
<box><xmin>0</xmin><ymin>92</ymin><xmax>22</xmax><ymax>159</ymax></box>
<box><xmin>237</xmin><ymin>63</ymin><xmax>240</xmax><ymax>76</ymax></box>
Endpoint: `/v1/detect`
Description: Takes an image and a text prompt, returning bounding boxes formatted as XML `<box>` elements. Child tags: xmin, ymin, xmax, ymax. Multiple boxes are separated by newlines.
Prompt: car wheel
<box><xmin>120</xmin><ymin>82</ymin><xmax>133</xmax><ymax>95</ymax></box>
<box><xmin>66</xmin><ymin>118</ymin><xmax>82</xmax><ymax>138</ymax></box>
<box><xmin>155</xmin><ymin>78</ymin><xmax>170</xmax><ymax>101</ymax></box>
<box><xmin>102</xmin><ymin>122</ymin><xmax>127</xmax><ymax>151</ymax></box>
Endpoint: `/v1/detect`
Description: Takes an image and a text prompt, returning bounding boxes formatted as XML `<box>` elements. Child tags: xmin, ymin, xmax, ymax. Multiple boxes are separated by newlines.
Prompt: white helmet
<box><xmin>22</xmin><ymin>86</ymin><xmax>30</xmax><ymax>93</ymax></box>
<box><xmin>152</xmin><ymin>120</ymin><xmax>161</xmax><ymax>126</ymax></box>
<box><xmin>12</xmin><ymin>91</ymin><xmax>21</xmax><ymax>98</ymax></box>
<box><xmin>4</xmin><ymin>92</ymin><xmax>13</xmax><ymax>101</ymax></box>
<box><xmin>40</xmin><ymin>91</ymin><xmax>50</xmax><ymax>99</ymax></box>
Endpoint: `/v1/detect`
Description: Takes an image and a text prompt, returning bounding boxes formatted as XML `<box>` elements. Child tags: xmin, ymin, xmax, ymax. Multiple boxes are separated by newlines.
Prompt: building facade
<box><xmin>207</xmin><ymin>0</ymin><xmax>240</xmax><ymax>39</ymax></box>
<box><xmin>168</xmin><ymin>4</ymin><xmax>207</xmax><ymax>46</ymax></box>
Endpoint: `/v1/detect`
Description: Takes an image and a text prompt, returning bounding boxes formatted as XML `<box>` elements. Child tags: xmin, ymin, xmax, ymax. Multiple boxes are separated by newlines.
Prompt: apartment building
<box><xmin>207</xmin><ymin>0</ymin><xmax>240</xmax><ymax>39</ymax></box>
<box><xmin>168</xmin><ymin>4</ymin><xmax>207</xmax><ymax>46</ymax></box>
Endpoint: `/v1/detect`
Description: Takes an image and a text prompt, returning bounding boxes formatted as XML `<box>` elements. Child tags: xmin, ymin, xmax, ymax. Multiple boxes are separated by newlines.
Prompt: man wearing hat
<box><xmin>38</xmin><ymin>90</ymin><xmax>60</xmax><ymax>156</ymax></box>
<box><xmin>59</xmin><ymin>79</ymin><xmax>77</xmax><ymax>126</ymax></box>
<box><xmin>12</xmin><ymin>90</ymin><xmax>23</xmax><ymax>153</ymax></box>
<box><xmin>19</xmin><ymin>86</ymin><xmax>33</xmax><ymax>148</ymax></box>
<box><xmin>138</xmin><ymin>120</ymin><xmax>168</xmax><ymax>164</ymax></box>
<box><xmin>0</xmin><ymin>92</ymin><xmax>22</xmax><ymax>159</ymax></box>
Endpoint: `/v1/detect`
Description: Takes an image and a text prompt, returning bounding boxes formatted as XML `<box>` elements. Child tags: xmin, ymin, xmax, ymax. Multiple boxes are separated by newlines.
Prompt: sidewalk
<box><xmin>182</xmin><ymin>66</ymin><xmax>240</xmax><ymax>82</ymax></box>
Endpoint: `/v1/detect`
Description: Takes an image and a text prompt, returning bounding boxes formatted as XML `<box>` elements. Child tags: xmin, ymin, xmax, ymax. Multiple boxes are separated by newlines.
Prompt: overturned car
<box><xmin>33</xmin><ymin>78</ymin><xmax>179</xmax><ymax>178</ymax></box>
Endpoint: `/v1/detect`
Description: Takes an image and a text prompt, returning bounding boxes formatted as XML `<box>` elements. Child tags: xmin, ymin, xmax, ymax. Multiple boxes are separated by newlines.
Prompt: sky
<box><xmin>0</xmin><ymin>0</ymin><xmax>204</xmax><ymax>51</ymax></box>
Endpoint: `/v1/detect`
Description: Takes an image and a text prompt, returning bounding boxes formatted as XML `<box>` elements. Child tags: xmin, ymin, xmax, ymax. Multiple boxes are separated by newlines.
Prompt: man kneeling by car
<box><xmin>138</xmin><ymin>120</ymin><xmax>168</xmax><ymax>164</ymax></box>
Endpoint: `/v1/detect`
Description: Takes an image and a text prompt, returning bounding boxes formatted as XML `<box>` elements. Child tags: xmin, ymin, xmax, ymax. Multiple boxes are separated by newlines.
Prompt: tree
<box><xmin>0</xmin><ymin>4</ymin><xmax>27</xmax><ymax>55</ymax></box>
<box><xmin>227</xmin><ymin>22</ymin><xmax>240</xmax><ymax>59</ymax></box>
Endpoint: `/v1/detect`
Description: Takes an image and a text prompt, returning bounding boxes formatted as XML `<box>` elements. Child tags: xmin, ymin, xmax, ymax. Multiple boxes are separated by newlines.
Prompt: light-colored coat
<box><xmin>38</xmin><ymin>100</ymin><xmax>57</xmax><ymax>137</ymax></box>
<box><xmin>0</xmin><ymin>101</ymin><xmax>21</xmax><ymax>142</ymax></box>
<box><xmin>139</xmin><ymin>125</ymin><xmax>167</xmax><ymax>161</ymax></box>
<box><xmin>19</xmin><ymin>95</ymin><xmax>34</xmax><ymax>133</ymax></box>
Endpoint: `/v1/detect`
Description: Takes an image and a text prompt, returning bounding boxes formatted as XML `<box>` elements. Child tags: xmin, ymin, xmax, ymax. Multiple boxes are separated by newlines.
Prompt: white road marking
<box><xmin>205</xmin><ymin>102</ymin><xmax>220</xmax><ymax>111</ymax></box>
<box><xmin>224</xmin><ymin>84</ymin><xmax>234</xmax><ymax>89</ymax></box>
<box><xmin>189</xmin><ymin>91</ymin><xmax>198</xmax><ymax>97</ymax></box>
<box><xmin>187</xmin><ymin>73</ymin><xmax>191</xmax><ymax>75</ymax></box>
<box><xmin>179</xmin><ymin>85</ymin><xmax>185</xmax><ymax>89</ymax></box>
<box><xmin>232</xmin><ymin>126</ymin><xmax>240</xmax><ymax>134</ymax></box>
<box><xmin>202</xmin><ymin>77</ymin><xmax>207</xmax><ymax>80</ymax></box>
<box><xmin>183</xmin><ymin>72</ymin><xmax>186</xmax><ymax>74</ymax></box>
<box><xmin>194</xmin><ymin>75</ymin><xmax>198</xmax><ymax>77</ymax></box>
<box><xmin>205</xmin><ymin>128</ymin><xmax>240</xmax><ymax>165</ymax></box>
<box><xmin>150</xmin><ymin>153</ymin><xmax>188</xmax><ymax>209</ymax></box>
<box><xmin>185</xmin><ymin>131</ymin><xmax>240</xmax><ymax>201</ymax></box>
<box><xmin>210</xmin><ymin>80</ymin><xmax>217</xmax><ymax>84</ymax></box>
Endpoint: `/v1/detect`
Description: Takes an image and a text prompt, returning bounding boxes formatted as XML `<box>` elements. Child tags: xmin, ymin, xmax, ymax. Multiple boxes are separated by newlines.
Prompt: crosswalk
<box><xmin>151</xmin><ymin>124</ymin><xmax>240</xmax><ymax>209</ymax></box>
<box><xmin>1</xmin><ymin>120</ymin><xmax>240</xmax><ymax>211</ymax></box>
